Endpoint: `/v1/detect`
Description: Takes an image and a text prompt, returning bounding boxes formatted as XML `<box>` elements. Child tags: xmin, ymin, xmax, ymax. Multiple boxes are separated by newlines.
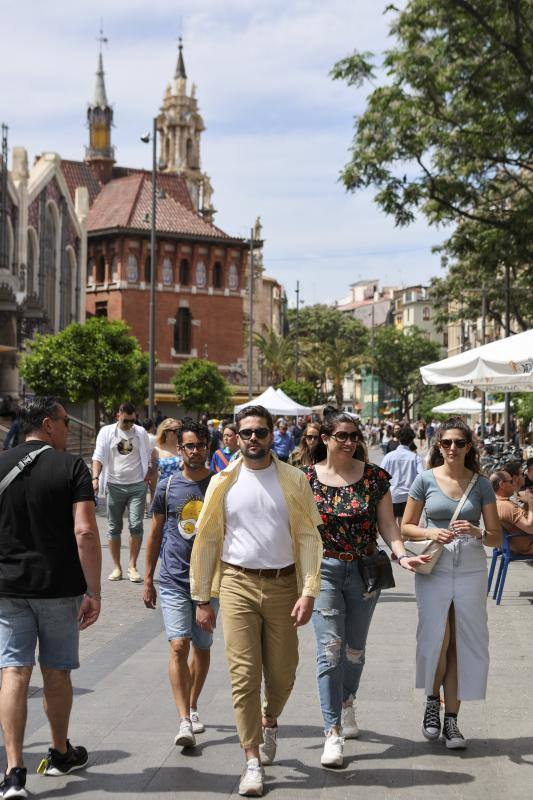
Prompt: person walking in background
<box><xmin>289</xmin><ymin>422</ymin><xmax>321</xmax><ymax>468</ymax></box>
<box><xmin>386</xmin><ymin>422</ymin><xmax>402</xmax><ymax>453</ymax></box>
<box><xmin>152</xmin><ymin>419</ymin><xmax>183</xmax><ymax>481</ymax></box>
<box><xmin>402</xmin><ymin>418</ymin><xmax>501</xmax><ymax>749</ymax></box>
<box><xmin>271</xmin><ymin>419</ymin><xmax>295</xmax><ymax>463</ymax></box>
<box><xmin>381</xmin><ymin>427</ymin><xmax>423</xmax><ymax>523</ymax></box>
<box><xmin>191</xmin><ymin>405</ymin><xmax>323</xmax><ymax>797</ymax></box>
<box><xmin>210</xmin><ymin>423</ymin><xmax>239</xmax><ymax>473</ymax></box>
<box><xmin>0</xmin><ymin>397</ymin><xmax>101</xmax><ymax>799</ymax></box>
<box><xmin>92</xmin><ymin>402</ymin><xmax>153</xmax><ymax>583</ymax></box>
<box><xmin>304</xmin><ymin>411</ymin><xmax>427</xmax><ymax>768</ymax></box>
<box><xmin>142</xmin><ymin>419</ymin><xmax>157</xmax><ymax>449</ymax></box>
<box><xmin>144</xmin><ymin>419</ymin><xmax>215</xmax><ymax>749</ymax></box>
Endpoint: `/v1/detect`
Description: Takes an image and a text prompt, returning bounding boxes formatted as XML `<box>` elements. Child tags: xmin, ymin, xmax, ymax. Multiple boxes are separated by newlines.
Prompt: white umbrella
<box><xmin>485</xmin><ymin>401</ymin><xmax>513</xmax><ymax>413</ymax></box>
<box><xmin>431</xmin><ymin>397</ymin><xmax>482</xmax><ymax>415</ymax></box>
<box><xmin>420</xmin><ymin>329</ymin><xmax>533</xmax><ymax>392</ymax></box>
<box><xmin>275</xmin><ymin>388</ymin><xmax>312</xmax><ymax>415</ymax></box>
<box><xmin>234</xmin><ymin>386</ymin><xmax>300</xmax><ymax>416</ymax></box>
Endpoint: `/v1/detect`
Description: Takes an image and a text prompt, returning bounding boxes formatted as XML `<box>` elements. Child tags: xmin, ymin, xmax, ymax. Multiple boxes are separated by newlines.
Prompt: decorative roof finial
<box><xmin>175</xmin><ymin>36</ymin><xmax>187</xmax><ymax>80</ymax></box>
<box><xmin>92</xmin><ymin>21</ymin><xmax>109</xmax><ymax>109</ymax></box>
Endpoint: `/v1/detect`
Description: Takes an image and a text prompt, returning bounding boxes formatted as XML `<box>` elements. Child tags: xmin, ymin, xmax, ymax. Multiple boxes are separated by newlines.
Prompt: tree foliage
<box><xmin>287</xmin><ymin>305</ymin><xmax>368</xmax><ymax>355</ymax></box>
<box><xmin>253</xmin><ymin>329</ymin><xmax>294</xmax><ymax>386</ymax></box>
<box><xmin>370</xmin><ymin>326</ymin><xmax>442</xmax><ymax>419</ymax></box>
<box><xmin>277</xmin><ymin>378</ymin><xmax>315</xmax><ymax>407</ymax></box>
<box><xmin>514</xmin><ymin>393</ymin><xmax>533</xmax><ymax>426</ymax></box>
<box><xmin>172</xmin><ymin>359</ymin><xmax>232</xmax><ymax>416</ymax></box>
<box><xmin>19</xmin><ymin>317</ymin><xmax>149</xmax><ymax>429</ymax></box>
<box><xmin>416</xmin><ymin>385</ymin><xmax>460</xmax><ymax>422</ymax></box>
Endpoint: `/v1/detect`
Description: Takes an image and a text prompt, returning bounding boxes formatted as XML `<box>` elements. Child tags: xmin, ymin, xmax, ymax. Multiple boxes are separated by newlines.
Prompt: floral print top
<box><xmin>303</xmin><ymin>463</ymin><xmax>391</xmax><ymax>556</ymax></box>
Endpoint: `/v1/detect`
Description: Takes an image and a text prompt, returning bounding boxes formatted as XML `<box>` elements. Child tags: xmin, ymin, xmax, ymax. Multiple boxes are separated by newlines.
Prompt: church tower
<box><xmin>157</xmin><ymin>40</ymin><xmax>215</xmax><ymax>219</ymax></box>
<box><xmin>85</xmin><ymin>39</ymin><xmax>115</xmax><ymax>184</ymax></box>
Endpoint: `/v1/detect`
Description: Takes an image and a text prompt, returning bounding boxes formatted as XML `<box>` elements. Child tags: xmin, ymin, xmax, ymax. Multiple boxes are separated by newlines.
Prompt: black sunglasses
<box><xmin>122</xmin><ymin>418</ymin><xmax>136</xmax><ymax>425</ymax></box>
<box><xmin>52</xmin><ymin>415</ymin><xmax>70</xmax><ymax>428</ymax></box>
<box><xmin>440</xmin><ymin>438</ymin><xmax>467</xmax><ymax>449</ymax></box>
<box><xmin>305</xmin><ymin>434</ymin><xmax>320</xmax><ymax>441</ymax></box>
<box><xmin>329</xmin><ymin>431</ymin><xmax>360</xmax><ymax>444</ymax></box>
<box><xmin>238</xmin><ymin>427</ymin><xmax>270</xmax><ymax>440</ymax></box>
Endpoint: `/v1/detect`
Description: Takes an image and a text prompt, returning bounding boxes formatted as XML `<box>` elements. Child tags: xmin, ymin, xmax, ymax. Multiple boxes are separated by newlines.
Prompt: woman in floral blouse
<box><xmin>304</xmin><ymin>411</ymin><xmax>427</xmax><ymax>768</ymax></box>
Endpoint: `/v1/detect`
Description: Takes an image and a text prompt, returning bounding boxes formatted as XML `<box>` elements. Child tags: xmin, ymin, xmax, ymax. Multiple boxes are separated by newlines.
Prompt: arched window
<box><xmin>179</xmin><ymin>258</ymin><xmax>189</xmax><ymax>285</ymax></box>
<box><xmin>213</xmin><ymin>261</ymin><xmax>223</xmax><ymax>289</ymax></box>
<box><xmin>126</xmin><ymin>254</ymin><xmax>139</xmax><ymax>282</ymax></box>
<box><xmin>43</xmin><ymin>204</ymin><xmax>57</xmax><ymax>324</ymax></box>
<box><xmin>96</xmin><ymin>254</ymin><xmax>106</xmax><ymax>283</ymax></box>
<box><xmin>174</xmin><ymin>307</ymin><xmax>191</xmax><ymax>353</ymax></box>
<box><xmin>60</xmin><ymin>247</ymin><xmax>76</xmax><ymax>328</ymax></box>
<box><xmin>27</xmin><ymin>229</ymin><xmax>37</xmax><ymax>294</ymax></box>
<box><xmin>228</xmin><ymin>263</ymin><xmax>239</xmax><ymax>290</ymax></box>
<box><xmin>422</xmin><ymin>306</ymin><xmax>431</xmax><ymax>321</ymax></box>
<box><xmin>144</xmin><ymin>255</ymin><xmax>151</xmax><ymax>284</ymax></box>
<box><xmin>162</xmin><ymin>257</ymin><xmax>173</xmax><ymax>285</ymax></box>
<box><xmin>196</xmin><ymin>261</ymin><xmax>206</xmax><ymax>288</ymax></box>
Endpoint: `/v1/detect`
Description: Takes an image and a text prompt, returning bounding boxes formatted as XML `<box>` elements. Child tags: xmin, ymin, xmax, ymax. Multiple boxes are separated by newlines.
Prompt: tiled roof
<box><xmin>62</xmin><ymin>160</ymin><xmax>102</xmax><ymax>205</ymax></box>
<box><xmin>87</xmin><ymin>173</ymin><xmax>235</xmax><ymax>240</ymax></box>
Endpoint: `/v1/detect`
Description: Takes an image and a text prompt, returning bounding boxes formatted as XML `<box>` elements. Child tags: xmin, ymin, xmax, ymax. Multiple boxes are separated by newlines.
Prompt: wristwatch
<box><xmin>197</xmin><ymin>601</ymin><xmax>210</xmax><ymax>606</ymax></box>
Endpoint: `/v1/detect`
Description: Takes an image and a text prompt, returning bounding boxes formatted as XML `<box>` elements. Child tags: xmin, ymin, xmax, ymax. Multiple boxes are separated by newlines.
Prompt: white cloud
<box><xmin>3</xmin><ymin>0</ymin><xmax>446</xmax><ymax>306</ymax></box>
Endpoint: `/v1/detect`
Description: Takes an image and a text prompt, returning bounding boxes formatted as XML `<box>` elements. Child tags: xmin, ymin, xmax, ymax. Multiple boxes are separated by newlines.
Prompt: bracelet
<box><xmin>85</xmin><ymin>591</ymin><xmax>101</xmax><ymax>600</ymax></box>
<box><xmin>397</xmin><ymin>554</ymin><xmax>409</xmax><ymax>564</ymax></box>
<box><xmin>196</xmin><ymin>601</ymin><xmax>210</xmax><ymax>606</ymax></box>
<box><xmin>92</xmin><ymin>476</ymin><xmax>99</xmax><ymax>482</ymax></box>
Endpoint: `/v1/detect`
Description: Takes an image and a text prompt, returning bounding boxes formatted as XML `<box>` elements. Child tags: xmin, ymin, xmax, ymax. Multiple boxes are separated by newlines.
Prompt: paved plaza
<box><xmin>4</xmin><ymin>459</ymin><xmax>533</xmax><ymax>799</ymax></box>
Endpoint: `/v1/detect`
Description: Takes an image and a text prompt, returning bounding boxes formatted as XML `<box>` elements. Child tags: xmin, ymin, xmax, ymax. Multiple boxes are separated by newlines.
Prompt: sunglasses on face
<box><xmin>52</xmin><ymin>416</ymin><xmax>70</xmax><ymax>428</ymax></box>
<box><xmin>238</xmin><ymin>427</ymin><xmax>270</xmax><ymax>440</ymax></box>
<box><xmin>122</xmin><ymin>418</ymin><xmax>135</xmax><ymax>425</ymax></box>
<box><xmin>167</xmin><ymin>428</ymin><xmax>180</xmax><ymax>434</ymax></box>
<box><xmin>329</xmin><ymin>431</ymin><xmax>359</xmax><ymax>444</ymax></box>
<box><xmin>305</xmin><ymin>434</ymin><xmax>320</xmax><ymax>441</ymax></box>
<box><xmin>181</xmin><ymin>442</ymin><xmax>207</xmax><ymax>452</ymax></box>
<box><xmin>440</xmin><ymin>438</ymin><xmax>468</xmax><ymax>449</ymax></box>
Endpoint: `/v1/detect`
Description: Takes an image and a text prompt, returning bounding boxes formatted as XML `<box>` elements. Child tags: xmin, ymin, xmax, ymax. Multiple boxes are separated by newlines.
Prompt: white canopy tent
<box><xmin>431</xmin><ymin>397</ymin><xmax>482</xmax><ymax>415</ymax></box>
<box><xmin>234</xmin><ymin>386</ymin><xmax>311</xmax><ymax>416</ymax></box>
<box><xmin>420</xmin><ymin>329</ymin><xmax>533</xmax><ymax>392</ymax></box>
<box><xmin>485</xmin><ymin>401</ymin><xmax>512</xmax><ymax>414</ymax></box>
<box><xmin>275</xmin><ymin>388</ymin><xmax>312</xmax><ymax>415</ymax></box>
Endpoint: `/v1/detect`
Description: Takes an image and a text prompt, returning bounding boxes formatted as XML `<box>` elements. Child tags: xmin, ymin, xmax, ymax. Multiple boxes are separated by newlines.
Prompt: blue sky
<box><xmin>3</xmin><ymin>0</ymin><xmax>447</xmax><ymax>305</ymax></box>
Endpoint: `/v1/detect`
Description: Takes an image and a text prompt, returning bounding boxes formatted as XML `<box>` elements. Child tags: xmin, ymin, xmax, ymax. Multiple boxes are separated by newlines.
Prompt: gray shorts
<box><xmin>0</xmin><ymin>596</ymin><xmax>83</xmax><ymax>670</ymax></box>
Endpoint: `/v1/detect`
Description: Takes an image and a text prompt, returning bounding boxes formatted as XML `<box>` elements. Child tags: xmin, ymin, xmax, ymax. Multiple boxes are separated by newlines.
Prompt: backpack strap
<box><xmin>0</xmin><ymin>445</ymin><xmax>53</xmax><ymax>497</ymax></box>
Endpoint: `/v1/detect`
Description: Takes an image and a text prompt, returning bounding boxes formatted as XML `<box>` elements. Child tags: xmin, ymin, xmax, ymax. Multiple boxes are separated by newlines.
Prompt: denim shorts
<box><xmin>159</xmin><ymin>584</ymin><xmax>219</xmax><ymax>650</ymax></box>
<box><xmin>0</xmin><ymin>596</ymin><xmax>83</xmax><ymax>670</ymax></box>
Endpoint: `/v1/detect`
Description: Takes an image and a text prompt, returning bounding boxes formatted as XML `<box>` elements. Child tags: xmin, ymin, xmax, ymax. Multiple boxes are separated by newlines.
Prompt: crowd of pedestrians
<box><xmin>2</xmin><ymin>394</ymin><xmax>530</xmax><ymax>797</ymax></box>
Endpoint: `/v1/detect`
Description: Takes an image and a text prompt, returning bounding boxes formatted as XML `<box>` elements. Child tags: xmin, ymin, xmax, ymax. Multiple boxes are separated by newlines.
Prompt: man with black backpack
<box><xmin>0</xmin><ymin>397</ymin><xmax>102</xmax><ymax>798</ymax></box>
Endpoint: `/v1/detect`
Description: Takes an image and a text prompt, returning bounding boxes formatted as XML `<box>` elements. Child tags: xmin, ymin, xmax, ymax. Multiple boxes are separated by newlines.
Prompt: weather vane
<box><xmin>97</xmin><ymin>19</ymin><xmax>108</xmax><ymax>53</ymax></box>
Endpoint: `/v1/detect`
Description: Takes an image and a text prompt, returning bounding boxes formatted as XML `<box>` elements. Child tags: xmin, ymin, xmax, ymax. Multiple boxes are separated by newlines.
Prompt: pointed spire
<box><xmin>175</xmin><ymin>37</ymin><xmax>187</xmax><ymax>79</ymax></box>
<box><xmin>92</xmin><ymin>51</ymin><xmax>109</xmax><ymax>109</ymax></box>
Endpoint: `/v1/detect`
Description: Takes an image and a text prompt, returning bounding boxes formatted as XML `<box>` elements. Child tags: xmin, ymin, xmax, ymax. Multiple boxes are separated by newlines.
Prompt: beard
<box><xmin>241</xmin><ymin>443</ymin><xmax>268</xmax><ymax>460</ymax></box>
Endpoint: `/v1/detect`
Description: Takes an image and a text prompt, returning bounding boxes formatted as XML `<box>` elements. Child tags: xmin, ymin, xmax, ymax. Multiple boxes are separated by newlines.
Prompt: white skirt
<box><xmin>415</xmin><ymin>537</ymin><xmax>489</xmax><ymax>701</ymax></box>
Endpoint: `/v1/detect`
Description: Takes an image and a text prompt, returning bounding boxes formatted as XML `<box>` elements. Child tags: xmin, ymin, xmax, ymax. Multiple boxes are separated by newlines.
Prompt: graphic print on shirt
<box><xmin>175</xmin><ymin>496</ymin><xmax>204</xmax><ymax>541</ymax></box>
<box><xmin>117</xmin><ymin>438</ymin><xmax>134</xmax><ymax>455</ymax></box>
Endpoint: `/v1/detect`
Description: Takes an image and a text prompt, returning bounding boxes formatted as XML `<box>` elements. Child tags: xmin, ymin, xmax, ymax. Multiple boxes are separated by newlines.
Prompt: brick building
<box><xmin>61</xmin><ymin>41</ymin><xmax>251</xmax><ymax>409</ymax></box>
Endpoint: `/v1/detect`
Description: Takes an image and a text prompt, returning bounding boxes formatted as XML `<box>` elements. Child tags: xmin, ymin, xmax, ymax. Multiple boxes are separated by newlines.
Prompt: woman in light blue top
<box><xmin>152</xmin><ymin>419</ymin><xmax>182</xmax><ymax>485</ymax></box>
<box><xmin>402</xmin><ymin>417</ymin><xmax>500</xmax><ymax>750</ymax></box>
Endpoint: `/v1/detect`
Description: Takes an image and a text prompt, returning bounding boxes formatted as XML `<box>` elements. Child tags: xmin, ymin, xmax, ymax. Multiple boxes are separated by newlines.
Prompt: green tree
<box><xmin>515</xmin><ymin>393</ymin><xmax>533</xmax><ymax>427</ymax></box>
<box><xmin>416</xmin><ymin>385</ymin><xmax>460</xmax><ymax>422</ymax></box>
<box><xmin>172</xmin><ymin>359</ymin><xmax>232</xmax><ymax>416</ymax></box>
<box><xmin>287</xmin><ymin>305</ymin><xmax>368</xmax><ymax>356</ymax></box>
<box><xmin>20</xmin><ymin>317</ymin><xmax>149</xmax><ymax>430</ymax></box>
<box><xmin>278</xmin><ymin>378</ymin><xmax>315</xmax><ymax>407</ymax></box>
<box><xmin>322</xmin><ymin>339</ymin><xmax>362</xmax><ymax>408</ymax></box>
<box><xmin>370</xmin><ymin>326</ymin><xmax>442</xmax><ymax>419</ymax></box>
<box><xmin>333</xmin><ymin>1</ymin><xmax>533</xmax><ymax>269</ymax></box>
<box><xmin>253</xmin><ymin>330</ymin><xmax>294</xmax><ymax>385</ymax></box>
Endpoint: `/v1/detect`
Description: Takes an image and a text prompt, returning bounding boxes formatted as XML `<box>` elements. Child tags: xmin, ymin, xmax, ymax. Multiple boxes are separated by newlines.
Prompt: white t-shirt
<box><xmin>107</xmin><ymin>426</ymin><xmax>144</xmax><ymax>485</ymax></box>
<box><xmin>222</xmin><ymin>462</ymin><xmax>294</xmax><ymax>569</ymax></box>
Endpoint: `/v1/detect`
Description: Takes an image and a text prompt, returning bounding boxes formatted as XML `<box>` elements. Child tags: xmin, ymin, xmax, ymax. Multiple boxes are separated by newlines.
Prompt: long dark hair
<box><xmin>428</xmin><ymin>417</ymin><xmax>480</xmax><ymax>473</ymax></box>
<box><xmin>298</xmin><ymin>422</ymin><xmax>321</xmax><ymax>467</ymax></box>
<box><xmin>312</xmin><ymin>411</ymin><xmax>359</xmax><ymax>464</ymax></box>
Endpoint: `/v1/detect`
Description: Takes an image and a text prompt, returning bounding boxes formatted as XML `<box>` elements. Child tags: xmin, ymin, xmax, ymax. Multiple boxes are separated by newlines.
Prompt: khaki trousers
<box><xmin>219</xmin><ymin>564</ymin><xmax>299</xmax><ymax>748</ymax></box>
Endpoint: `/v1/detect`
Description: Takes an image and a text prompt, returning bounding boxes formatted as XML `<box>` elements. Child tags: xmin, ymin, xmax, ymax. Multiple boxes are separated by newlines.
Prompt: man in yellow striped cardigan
<box><xmin>191</xmin><ymin>405</ymin><xmax>322</xmax><ymax>797</ymax></box>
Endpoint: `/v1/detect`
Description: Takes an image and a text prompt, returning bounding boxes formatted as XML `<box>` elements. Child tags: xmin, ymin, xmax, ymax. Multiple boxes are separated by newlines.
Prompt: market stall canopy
<box><xmin>431</xmin><ymin>397</ymin><xmax>482</xmax><ymax>415</ymax></box>
<box><xmin>275</xmin><ymin>388</ymin><xmax>312</xmax><ymax>415</ymax></box>
<box><xmin>234</xmin><ymin>386</ymin><xmax>310</xmax><ymax>416</ymax></box>
<box><xmin>485</xmin><ymin>401</ymin><xmax>513</xmax><ymax>413</ymax></box>
<box><xmin>420</xmin><ymin>329</ymin><xmax>533</xmax><ymax>392</ymax></box>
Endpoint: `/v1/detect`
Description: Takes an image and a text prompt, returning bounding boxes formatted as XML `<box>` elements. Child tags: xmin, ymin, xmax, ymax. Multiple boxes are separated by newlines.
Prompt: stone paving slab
<box><xmin>3</xmin><ymin>462</ymin><xmax>533</xmax><ymax>798</ymax></box>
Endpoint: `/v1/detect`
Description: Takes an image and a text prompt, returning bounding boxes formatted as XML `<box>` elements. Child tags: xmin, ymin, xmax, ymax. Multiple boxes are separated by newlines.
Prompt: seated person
<box><xmin>490</xmin><ymin>470</ymin><xmax>533</xmax><ymax>555</ymax></box>
<box><xmin>524</xmin><ymin>457</ymin><xmax>533</xmax><ymax>491</ymax></box>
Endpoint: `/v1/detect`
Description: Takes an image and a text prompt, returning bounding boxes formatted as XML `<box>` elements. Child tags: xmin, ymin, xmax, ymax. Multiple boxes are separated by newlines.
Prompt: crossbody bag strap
<box><xmin>0</xmin><ymin>445</ymin><xmax>52</xmax><ymax>497</ymax></box>
<box><xmin>164</xmin><ymin>474</ymin><xmax>173</xmax><ymax>523</ymax></box>
<box><xmin>449</xmin><ymin>473</ymin><xmax>479</xmax><ymax>526</ymax></box>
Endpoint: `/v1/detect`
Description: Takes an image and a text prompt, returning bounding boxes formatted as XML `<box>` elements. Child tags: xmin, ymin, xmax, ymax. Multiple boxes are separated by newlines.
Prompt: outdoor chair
<box><xmin>489</xmin><ymin>529</ymin><xmax>533</xmax><ymax>605</ymax></box>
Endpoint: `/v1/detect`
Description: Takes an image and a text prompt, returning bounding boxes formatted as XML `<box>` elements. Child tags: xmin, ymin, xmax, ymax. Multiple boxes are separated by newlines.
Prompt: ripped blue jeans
<box><xmin>312</xmin><ymin>556</ymin><xmax>380</xmax><ymax>732</ymax></box>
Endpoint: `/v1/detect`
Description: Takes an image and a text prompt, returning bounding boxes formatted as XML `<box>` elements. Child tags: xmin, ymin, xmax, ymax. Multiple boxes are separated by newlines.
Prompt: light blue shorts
<box><xmin>0</xmin><ymin>596</ymin><xmax>83</xmax><ymax>670</ymax></box>
<box><xmin>159</xmin><ymin>585</ymin><xmax>219</xmax><ymax>650</ymax></box>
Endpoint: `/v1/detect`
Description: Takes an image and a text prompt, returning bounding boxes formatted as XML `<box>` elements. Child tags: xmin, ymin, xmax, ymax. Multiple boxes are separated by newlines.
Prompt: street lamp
<box><xmin>140</xmin><ymin>118</ymin><xmax>157</xmax><ymax>420</ymax></box>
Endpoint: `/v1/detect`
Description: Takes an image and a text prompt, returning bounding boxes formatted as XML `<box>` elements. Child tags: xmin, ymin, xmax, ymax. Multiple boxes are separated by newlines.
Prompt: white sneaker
<box><xmin>259</xmin><ymin>725</ymin><xmax>277</xmax><ymax>766</ymax></box>
<box><xmin>321</xmin><ymin>733</ymin><xmax>344</xmax><ymax>767</ymax></box>
<box><xmin>341</xmin><ymin>703</ymin><xmax>359</xmax><ymax>739</ymax></box>
<box><xmin>238</xmin><ymin>758</ymin><xmax>264</xmax><ymax>796</ymax></box>
<box><xmin>190</xmin><ymin>709</ymin><xmax>205</xmax><ymax>734</ymax></box>
<box><xmin>127</xmin><ymin>566</ymin><xmax>142</xmax><ymax>583</ymax></box>
<box><xmin>108</xmin><ymin>567</ymin><xmax>122</xmax><ymax>581</ymax></box>
<box><xmin>174</xmin><ymin>719</ymin><xmax>196</xmax><ymax>747</ymax></box>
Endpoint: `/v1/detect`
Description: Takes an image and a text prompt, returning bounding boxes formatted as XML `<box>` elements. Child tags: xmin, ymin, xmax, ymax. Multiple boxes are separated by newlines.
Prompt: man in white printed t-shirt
<box><xmin>191</xmin><ymin>405</ymin><xmax>322</xmax><ymax>798</ymax></box>
<box><xmin>92</xmin><ymin>402</ymin><xmax>153</xmax><ymax>583</ymax></box>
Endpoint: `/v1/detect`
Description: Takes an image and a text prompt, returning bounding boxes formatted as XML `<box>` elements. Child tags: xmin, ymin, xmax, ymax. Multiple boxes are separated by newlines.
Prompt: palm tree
<box><xmin>253</xmin><ymin>330</ymin><xmax>294</xmax><ymax>385</ymax></box>
<box><xmin>322</xmin><ymin>339</ymin><xmax>362</xmax><ymax>408</ymax></box>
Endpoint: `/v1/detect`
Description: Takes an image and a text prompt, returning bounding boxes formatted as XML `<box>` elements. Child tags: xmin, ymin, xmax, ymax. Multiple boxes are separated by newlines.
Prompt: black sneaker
<box><xmin>422</xmin><ymin>696</ymin><xmax>441</xmax><ymax>740</ymax></box>
<box><xmin>442</xmin><ymin>714</ymin><xmax>467</xmax><ymax>749</ymax></box>
<box><xmin>38</xmin><ymin>741</ymin><xmax>88</xmax><ymax>776</ymax></box>
<box><xmin>0</xmin><ymin>767</ymin><xmax>28</xmax><ymax>799</ymax></box>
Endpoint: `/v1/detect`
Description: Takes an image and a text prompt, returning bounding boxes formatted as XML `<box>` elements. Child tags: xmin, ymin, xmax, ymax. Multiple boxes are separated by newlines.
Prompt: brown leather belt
<box><xmin>222</xmin><ymin>561</ymin><xmax>296</xmax><ymax>578</ymax></box>
<box><xmin>323</xmin><ymin>547</ymin><xmax>375</xmax><ymax>562</ymax></box>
